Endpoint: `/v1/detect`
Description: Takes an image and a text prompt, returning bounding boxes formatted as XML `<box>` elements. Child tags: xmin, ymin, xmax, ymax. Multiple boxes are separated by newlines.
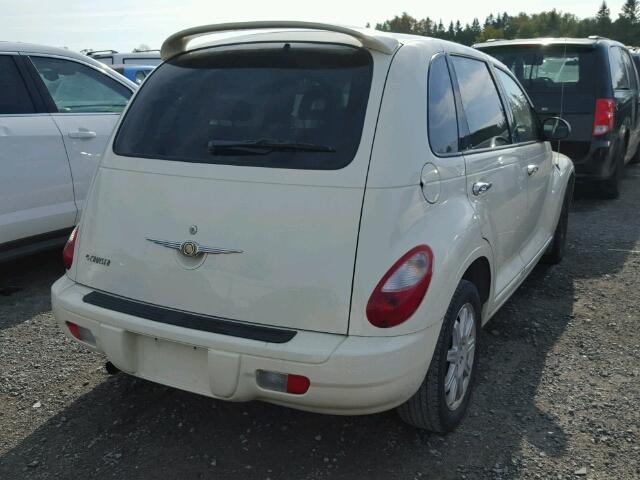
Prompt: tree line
<box><xmin>374</xmin><ymin>1</ymin><xmax>640</xmax><ymax>46</ymax></box>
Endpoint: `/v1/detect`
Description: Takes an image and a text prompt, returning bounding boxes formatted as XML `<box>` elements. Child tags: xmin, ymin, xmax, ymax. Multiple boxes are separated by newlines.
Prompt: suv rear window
<box><xmin>114</xmin><ymin>43</ymin><xmax>373</xmax><ymax>170</ymax></box>
<box><xmin>482</xmin><ymin>46</ymin><xmax>596</xmax><ymax>94</ymax></box>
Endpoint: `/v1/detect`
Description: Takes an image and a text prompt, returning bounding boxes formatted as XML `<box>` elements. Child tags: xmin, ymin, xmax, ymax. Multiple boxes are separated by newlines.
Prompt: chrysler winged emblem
<box><xmin>146</xmin><ymin>238</ymin><xmax>243</xmax><ymax>256</ymax></box>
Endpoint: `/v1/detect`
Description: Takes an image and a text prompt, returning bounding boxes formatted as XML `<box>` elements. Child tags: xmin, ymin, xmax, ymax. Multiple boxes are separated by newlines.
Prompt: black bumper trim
<box><xmin>82</xmin><ymin>291</ymin><xmax>296</xmax><ymax>344</ymax></box>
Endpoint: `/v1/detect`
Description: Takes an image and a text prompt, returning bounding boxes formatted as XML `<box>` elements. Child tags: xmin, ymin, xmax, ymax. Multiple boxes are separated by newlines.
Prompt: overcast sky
<box><xmin>0</xmin><ymin>0</ymin><xmax>626</xmax><ymax>52</ymax></box>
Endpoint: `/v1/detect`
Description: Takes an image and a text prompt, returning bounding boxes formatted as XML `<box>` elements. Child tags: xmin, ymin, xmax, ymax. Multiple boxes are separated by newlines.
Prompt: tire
<box><xmin>599</xmin><ymin>144</ymin><xmax>625</xmax><ymax>199</ymax></box>
<box><xmin>629</xmin><ymin>144</ymin><xmax>640</xmax><ymax>165</ymax></box>
<box><xmin>541</xmin><ymin>179</ymin><xmax>573</xmax><ymax>265</ymax></box>
<box><xmin>397</xmin><ymin>280</ymin><xmax>481</xmax><ymax>432</ymax></box>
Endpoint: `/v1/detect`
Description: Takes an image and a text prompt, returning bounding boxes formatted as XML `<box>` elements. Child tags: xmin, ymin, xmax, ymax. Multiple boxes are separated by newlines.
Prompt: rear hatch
<box><xmin>75</xmin><ymin>41</ymin><xmax>381</xmax><ymax>335</ymax></box>
<box><xmin>480</xmin><ymin>44</ymin><xmax>598</xmax><ymax>159</ymax></box>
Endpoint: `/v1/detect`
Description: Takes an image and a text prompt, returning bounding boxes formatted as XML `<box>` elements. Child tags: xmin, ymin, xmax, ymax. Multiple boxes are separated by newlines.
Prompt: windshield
<box><xmin>113</xmin><ymin>42</ymin><xmax>373</xmax><ymax>170</ymax></box>
<box><xmin>482</xmin><ymin>46</ymin><xmax>596</xmax><ymax>94</ymax></box>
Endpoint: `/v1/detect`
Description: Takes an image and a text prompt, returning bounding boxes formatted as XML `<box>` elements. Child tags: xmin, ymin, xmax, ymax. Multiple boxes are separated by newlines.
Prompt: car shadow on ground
<box><xmin>2</xmin><ymin>167</ymin><xmax>640</xmax><ymax>479</ymax></box>
<box><xmin>0</xmin><ymin>250</ymin><xmax>64</xmax><ymax>331</ymax></box>
<box><xmin>0</xmin><ymin>263</ymin><xmax>576</xmax><ymax>480</ymax></box>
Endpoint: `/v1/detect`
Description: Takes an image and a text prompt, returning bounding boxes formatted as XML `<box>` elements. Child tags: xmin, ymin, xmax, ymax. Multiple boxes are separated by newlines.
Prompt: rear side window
<box><xmin>30</xmin><ymin>56</ymin><xmax>132</xmax><ymax>113</ymax></box>
<box><xmin>609</xmin><ymin>47</ymin><xmax>630</xmax><ymax>90</ymax></box>
<box><xmin>451</xmin><ymin>56</ymin><xmax>510</xmax><ymax>150</ymax></box>
<box><xmin>485</xmin><ymin>46</ymin><xmax>596</xmax><ymax>94</ymax></box>
<box><xmin>496</xmin><ymin>69</ymin><xmax>539</xmax><ymax>143</ymax></box>
<box><xmin>621</xmin><ymin>49</ymin><xmax>638</xmax><ymax>90</ymax></box>
<box><xmin>0</xmin><ymin>56</ymin><xmax>35</xmax><ymax>114</ymax></box>
<box><xmin>632</xmin><ymin>55</ymin><xmax>640</xmax><ymax>80</ymax></box>
<box><xmin>428</xmin><ymin>55</ymin><xmax>458</xmax><ymax>155</ymax></box>
<box><xmin>114</xmin><ymin>43</ymin><xmax>373</xmax><ymax>170</ymax></box>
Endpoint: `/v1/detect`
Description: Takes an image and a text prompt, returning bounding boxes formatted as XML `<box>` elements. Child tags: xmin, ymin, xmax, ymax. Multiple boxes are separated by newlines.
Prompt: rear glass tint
<box><xmin>114</xmin><ymin>43</ymin><xmax>373</xmax><ymax>170</ymax></box>
<box><xmin>482</xmin><ymin>46</ymin><xmax>596</xmax><ymax>94</ymax></box>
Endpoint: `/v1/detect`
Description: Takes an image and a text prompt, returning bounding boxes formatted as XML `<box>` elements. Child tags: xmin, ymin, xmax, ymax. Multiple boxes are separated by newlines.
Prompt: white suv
<box><xmin>0</xmin><ymin>42</ymin><xmax>136</xmax><ymax>261</ymax></box>
<box><xmin>52</xmin><ymin>22</ymin><xmax>574</xmax><ymax>431</ymax></box>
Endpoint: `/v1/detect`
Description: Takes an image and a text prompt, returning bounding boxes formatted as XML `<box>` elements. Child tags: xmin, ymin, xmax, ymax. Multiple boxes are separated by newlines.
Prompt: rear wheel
<box><xmin>629</xmin><ymin>145</ymin><xmax>640</xmax><ymax>164</ymax></box>
<box><xmin>397</xmin><ymin>280</ymin><xmax>480</xmax><ymax>432</ymax></box>
<box><xmin>542</xmin><ymin>179</ymin><xmax>572</xmax><ymax>265</ymax></box>
<box><xmin>599</xmin><ymin>144</ymin><xmax>625</xmax><ymax>199</ymax></box>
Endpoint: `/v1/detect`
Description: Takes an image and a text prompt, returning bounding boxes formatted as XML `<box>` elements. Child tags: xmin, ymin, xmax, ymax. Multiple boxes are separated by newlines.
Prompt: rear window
<box><xmin>481</xmin><ymin>46</ymin><xmax>596</xmax><ymax>94</ymax></box>
<box><xmin>113</xmin><ymin>43</ymin><xmax>373</xmax><ymax>170</ymax></box>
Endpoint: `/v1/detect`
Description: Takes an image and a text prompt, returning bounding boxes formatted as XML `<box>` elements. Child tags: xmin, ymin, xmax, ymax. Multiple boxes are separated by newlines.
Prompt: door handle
<box><xmin>527</xmin><ymin>164</ymin><xmax>539</xmax><ymax>176</ymax></box>
<box><xmin>68</xmin><ymin>129</ymin><xmax>97</xmax><ymax>139</ymax></box>
<box><xmin>472</xmin><ymin>181</ymin><xmax>492</xmax><ymax>196</ymax></box>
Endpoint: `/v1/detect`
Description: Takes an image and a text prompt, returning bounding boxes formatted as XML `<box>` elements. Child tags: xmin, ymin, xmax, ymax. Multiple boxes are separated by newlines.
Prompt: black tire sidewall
<box><xmin>433</xmin><ymin>280</ymin><xmax>482</xmax><ymax>431</ymax></box>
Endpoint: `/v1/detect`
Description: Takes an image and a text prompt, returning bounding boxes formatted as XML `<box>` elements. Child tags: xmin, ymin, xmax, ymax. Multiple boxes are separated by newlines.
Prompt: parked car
<box><xmin>110</xmin><ymin>64</ymin><xmax>155</xmax><ymax>85</ymax></box>
<box><xmin>52</xmin><ymin>22</ymin><xmax>574</xmax><ymax>432</ymax></box>
<box><xmin>475</xmin><ymin>37</ymin><xmax>640</xmax><ymax>198</ymax></box>
<box><xmin>629</xmin><ymin>48</ymin><xmax>640</xmax><ymax>79</ymax></box>
<box><xmin>0</xmin><ymin>42</ymin><xmax>137</xmax><ymax>262</ymax></box>
<box><xmin>86</xmin><ymin>50</ymin><xmax>161</xmax><ymax>67</ymax></box>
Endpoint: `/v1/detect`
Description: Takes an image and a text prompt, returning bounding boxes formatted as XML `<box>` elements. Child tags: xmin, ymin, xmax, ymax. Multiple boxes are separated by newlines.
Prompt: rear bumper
<box><xmin>52</xmin><ymin>276</ymin><xmax>439</xmax><ymax>415</ymax></box>
<box><xmin>566</xmin><ymin>138</ymin><xmax>616</xmax><ymax>180</ymax></box>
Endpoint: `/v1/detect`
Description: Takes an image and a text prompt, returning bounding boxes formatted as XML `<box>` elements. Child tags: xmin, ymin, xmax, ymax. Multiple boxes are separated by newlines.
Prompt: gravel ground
<box><xmin>1</xmin><ymin>167</ymin><xmax>639</xmax><ymax>480</ymax></box>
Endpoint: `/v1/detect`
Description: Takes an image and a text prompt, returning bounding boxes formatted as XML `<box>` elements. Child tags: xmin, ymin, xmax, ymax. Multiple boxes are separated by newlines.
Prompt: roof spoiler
<box><xmin>160</xmin><ymin>21</ymin><xmax>399</xmax><ymax>60</ymax></box>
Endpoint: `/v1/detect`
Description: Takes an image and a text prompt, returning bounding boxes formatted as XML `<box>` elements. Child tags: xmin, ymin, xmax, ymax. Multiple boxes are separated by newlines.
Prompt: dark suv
<box><xmin>475</xmin><ymin>37</ymin><xmax>640</xmax><ymax>198</ymax></box>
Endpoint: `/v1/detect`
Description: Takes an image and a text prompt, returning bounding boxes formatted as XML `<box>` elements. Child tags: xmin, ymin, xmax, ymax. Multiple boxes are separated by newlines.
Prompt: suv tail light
<box><xmin>366</xmin><ymin>245</ymin><xmax>433</xmax><ymax>328</ymax></box>
<box><xmin>593</xmin><ymin>98</ymin><xmax>615</xmax><ymax>136</ymax></box>
<box><xmin>62</xmin><ymin>226</ymin><xmax>79</xmax><ymax>269</ymax></box>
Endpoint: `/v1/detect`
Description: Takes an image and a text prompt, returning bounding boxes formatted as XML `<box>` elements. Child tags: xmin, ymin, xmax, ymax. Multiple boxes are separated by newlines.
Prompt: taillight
<box><xmin>62</xmin><ymin>226</ymin><xmax>78</xmax><ymax>269</ymax></box>
<box><xmin>255</xmin><ymin>370</ymin><xmax>311</xmax><ymax>395</ymax></box>
<box><xmin>366</xmin><ymin>245</ymin><xmax>434</xmax><ymax>328</ymax></box>
<box><xmin>593</xmin><ymin>98</ymin><xmax>615</xmax><ymax>136</ymax></box>
<box><xmin>66</xmin><ymin>321</ymin><xmax>96</xmax><ymax>345</ymax></box>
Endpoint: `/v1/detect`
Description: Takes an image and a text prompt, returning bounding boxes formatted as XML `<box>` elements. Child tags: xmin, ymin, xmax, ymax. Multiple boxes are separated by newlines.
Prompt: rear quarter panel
<box><xmin>350</xmin><ymin>41</ymin><xmax>492</xmax><ymax>336</ymax></box>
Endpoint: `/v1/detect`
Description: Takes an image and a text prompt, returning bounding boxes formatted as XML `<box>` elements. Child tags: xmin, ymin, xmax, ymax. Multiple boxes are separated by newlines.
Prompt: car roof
<box><xmin>474</xmin><ymin>37</ymin><xmax>623</xmax><ymax>49</ymax></box>
<box><xmin>0</xmin><ymin>41</ymin><xmax>138</xmax><ymax>89</ymax></box>
<box><xmin>92</xmin><ymin>51</ymin><xmax>161</xmax><ymax>58</ymax></box>
<box><xmin>0</xmin><ymin>41</ymin><xmax>99</xmax><ymax>62</ymax></box>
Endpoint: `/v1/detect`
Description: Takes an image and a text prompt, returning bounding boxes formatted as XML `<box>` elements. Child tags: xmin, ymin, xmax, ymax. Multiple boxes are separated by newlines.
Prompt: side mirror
<box><xmin>542</xmin><ymin>117</ymin><xmax>571</xmax><ymax>141</ymax></box>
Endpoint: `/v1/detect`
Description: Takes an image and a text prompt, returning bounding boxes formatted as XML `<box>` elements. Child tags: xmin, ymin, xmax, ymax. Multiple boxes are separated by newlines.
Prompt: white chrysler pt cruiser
<box><xmin>52</xmin><ymin>22</ymin><xmax>574</xmax><ymax>431</ymax></box>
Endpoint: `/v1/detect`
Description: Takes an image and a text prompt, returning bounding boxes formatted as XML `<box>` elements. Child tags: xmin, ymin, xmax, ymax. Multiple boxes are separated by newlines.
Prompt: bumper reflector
<box><xmin>256</xmin><ymin>370</ymin><xmax>310</xmax><ymax>395</ymax></box>
<box><xmin>66</xmin><ymin>321</ymin><xmax>96</xmax><ymax>346</ymax></box>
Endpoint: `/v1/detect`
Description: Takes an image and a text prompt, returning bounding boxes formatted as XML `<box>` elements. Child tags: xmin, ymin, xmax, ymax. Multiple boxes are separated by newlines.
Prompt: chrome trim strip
<box><xmin>146</xmin><ymin>237</ymin><xmax>243</xmax><ymax>255</ymax></box>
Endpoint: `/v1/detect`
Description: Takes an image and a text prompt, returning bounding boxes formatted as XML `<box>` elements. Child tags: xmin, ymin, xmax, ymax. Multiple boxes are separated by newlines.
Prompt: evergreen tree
<box><xmin>471</xmin><ymin>18</ymin><xmax>482</xmax><ymax>39</ymax></box>
<box><xmin>373</xmin><ymin>5</ymin><xmax>640</xmax><ymax>46</ymax></box>
<box><xmin>617</xmin><ymin>0</ymin><xmax>639</xmax><ymax>43</ymax></box>
<box><xmin>621</xmin><ymin>0</ymin><xmax>638</xmax><ymax>22</ymax></box>
<box><xmin>447</xmin><ymin>21</ymin><xmax>455</xmax><ymax>39</ymax></box>
<box><xmin>597</xmin><ymin>1</ymin><xmax>611</xmax><ymax>22</ymax></box>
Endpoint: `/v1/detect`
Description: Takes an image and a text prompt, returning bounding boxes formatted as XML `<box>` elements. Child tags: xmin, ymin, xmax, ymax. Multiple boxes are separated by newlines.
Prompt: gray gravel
<box><xmin>1</xmin><ymin>167</ymin><xmax>640</xmax><ymax>479</ymax></box>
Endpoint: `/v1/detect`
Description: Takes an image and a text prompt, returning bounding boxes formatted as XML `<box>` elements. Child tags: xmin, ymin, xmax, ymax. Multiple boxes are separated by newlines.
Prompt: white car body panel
<box><xmin>0</xmin><ymin>114</ymin><xmax>76</xmax><ymax>243</ymax></box>
<box><xmin>52</xmin><ymin>27</ymin><xmax>575</xmax><ymax>416</ymax></box>
<box><xmin>464</xmin><ymin>147</ymin><xmax>529</xmax><ymax>298</ymax></box>
<box><xmin>50</xmin><ymin>113</ymin><xmax>121</xmax><ymax>212</ymax></box>
<box><xmin>0</xmin><ymin>43</ymin><xmax>136</xmax><ymax>257</ymax></box>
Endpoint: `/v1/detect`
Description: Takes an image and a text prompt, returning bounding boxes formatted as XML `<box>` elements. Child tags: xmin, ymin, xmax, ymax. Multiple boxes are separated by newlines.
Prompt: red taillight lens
<box><xmin>66</xmin><ymin>321</ymin><xmax>81</xmax><ymax>340</ymax></box>
<box><xmin>65</xmin><ymin>321</ymin><xmax>97</xmax><ymax>345</ymax></box>
<box><xmin>593</xmin><ymin>98</ymin><xmax>615</xmax><ymax>136</ymax></box>
<box><xmin>366</xmin><ymin>245</ymin><xmax>434</xmax><ymax>328</ymax></box>
<box><xmin>62</xmin><ymin>226</ymin><xmax>78</xmax><ymax>269</ymax></box>
<box><xmin>255</xmin><ymin>370</ymin><xmax>310</xmax><ymax>395</ymax></box>
<box><xmin>286</xmin><ymin>374</ymin><xmax>311</xmax><ymax>394</ymax></box>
